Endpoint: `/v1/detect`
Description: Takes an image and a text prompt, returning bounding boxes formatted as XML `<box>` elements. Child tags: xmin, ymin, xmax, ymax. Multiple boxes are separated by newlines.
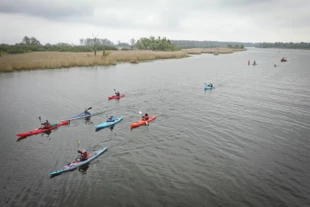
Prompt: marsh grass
<box><xmin>0</xmin><ymin>48</ymin><xmax>243</xmax><ymax>72</ymax></box>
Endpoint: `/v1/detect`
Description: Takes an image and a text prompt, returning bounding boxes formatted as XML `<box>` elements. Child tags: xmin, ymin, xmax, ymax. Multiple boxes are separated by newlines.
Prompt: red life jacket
<box><xmin>144</xmin><ymin>115</ymin><xmax>149</xmax><ymax>120</ymax></box>
<box><xmin>81</xmin><ymin>152</ymin><xmax>87</xmax><ymax>159</ymax></box>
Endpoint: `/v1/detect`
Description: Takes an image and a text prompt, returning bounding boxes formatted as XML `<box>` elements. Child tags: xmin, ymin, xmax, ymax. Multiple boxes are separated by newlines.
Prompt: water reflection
<box><xmin>78</xmin><ymin>163</ymin><xmax>89</xmax><ymax>174</ymax></box>
<box><xmin>84</xmin><ymin>117</ymin><xmax>94</xmax><ymax>125</ymax></box>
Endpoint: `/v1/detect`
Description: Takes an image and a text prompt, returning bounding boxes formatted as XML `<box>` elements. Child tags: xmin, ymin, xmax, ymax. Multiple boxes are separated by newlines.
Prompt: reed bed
<box><xmin>0</xmin><ymin>48</ymin><xmax>243</xmax><ymax>72</ymax></box>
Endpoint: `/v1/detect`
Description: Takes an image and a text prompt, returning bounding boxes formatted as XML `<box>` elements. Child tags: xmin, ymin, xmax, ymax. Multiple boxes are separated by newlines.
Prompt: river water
<box><xmin>0</xmin><ymin>48</ymin><xmax>310</xmax><ymax>207</ymax></box>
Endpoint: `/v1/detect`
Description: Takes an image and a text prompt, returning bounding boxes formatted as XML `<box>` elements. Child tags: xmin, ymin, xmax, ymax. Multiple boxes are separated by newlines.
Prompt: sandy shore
<box><xmin>0</xmin><ymin>48</ymin><xmax>245</xmax><ymax>72</ymax></box>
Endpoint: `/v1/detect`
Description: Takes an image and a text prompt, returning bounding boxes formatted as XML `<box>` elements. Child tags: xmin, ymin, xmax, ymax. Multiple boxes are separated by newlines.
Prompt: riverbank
<box><xmin>0</xmin><ymin>48</ymin><xmax>245</xmax><ymax>72</ymax></box>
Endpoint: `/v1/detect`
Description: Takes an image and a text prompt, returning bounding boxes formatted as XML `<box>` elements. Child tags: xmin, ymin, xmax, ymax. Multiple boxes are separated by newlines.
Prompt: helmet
<box><xmin>82</xmin><ymin>149</ymin><xmax>86</xmax><ymax>153</ymax></box>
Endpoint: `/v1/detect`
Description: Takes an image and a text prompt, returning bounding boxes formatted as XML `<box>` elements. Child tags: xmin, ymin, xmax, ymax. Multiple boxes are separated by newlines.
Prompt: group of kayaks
<box><xmin>16</xmin><ymin>92</ymin><xmax>157</xmax><ymax>176</ymax></box>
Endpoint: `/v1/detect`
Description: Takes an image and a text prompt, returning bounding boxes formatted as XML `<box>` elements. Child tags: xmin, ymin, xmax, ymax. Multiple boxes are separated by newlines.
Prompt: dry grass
<box><xmin>0</xmin><ymin>48</ymin><xmax>244</xmax><ymax>72</ymax></box>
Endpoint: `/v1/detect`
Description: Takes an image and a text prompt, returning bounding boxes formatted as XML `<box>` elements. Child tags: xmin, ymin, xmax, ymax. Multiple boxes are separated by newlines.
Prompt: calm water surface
<box><xmin>0</xmin><ymin>48</ymin><xmax>310</xmax><ymax>207</ymax></box>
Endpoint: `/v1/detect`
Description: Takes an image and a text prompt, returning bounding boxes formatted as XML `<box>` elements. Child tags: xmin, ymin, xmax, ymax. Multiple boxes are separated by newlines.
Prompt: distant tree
<box><xmin>30</xmin><ymin>37</ymin><xmax>40</xmax><ymax>45</ymax></box>
<box><xmin>92</xmin><ymin>33</ymin><xmax>98</xmax><ymax>56</ymax></box>
<box><xmin>22</xmin><ymin>36</ymin><xmax>31</xmax><ymax>44</ymax></box>
<box><xmin>130</xmin><ymin>38</ymin><xmax>135</xmax><ymax>50</ymax></box>
<box><xmin>136</xmin><ymin>36</ymin><xmax>177</xmax><ymax>51</ymax></box>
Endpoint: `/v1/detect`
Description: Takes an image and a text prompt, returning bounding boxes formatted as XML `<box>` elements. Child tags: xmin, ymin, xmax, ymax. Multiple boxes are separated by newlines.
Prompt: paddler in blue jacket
<box><xmin>84</xmin><ymin>108</ymin><xmax>91</xmax><ymax>115</ymax></box>
<box><xmin>107</xmin><ymin>115</ymin><xmax>115</xmax><ymax>122</ymax></box>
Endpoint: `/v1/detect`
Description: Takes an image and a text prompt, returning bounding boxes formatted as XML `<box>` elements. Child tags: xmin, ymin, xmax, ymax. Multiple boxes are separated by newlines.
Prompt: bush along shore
<box><xmin>0</xmin><ymin>48</ymin><xmax>245</xmax><ymax>73</ymax></box>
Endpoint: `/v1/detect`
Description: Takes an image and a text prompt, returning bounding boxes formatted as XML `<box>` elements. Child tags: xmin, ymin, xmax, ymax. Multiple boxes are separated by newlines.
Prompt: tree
<box><xmin>30</xmin><ymin>37</ymin><xmax>40</xmax><ymax>45</ymax></box>
<box><xmin>92</xmin><ymin>33</ymin><xmax>99</xmax><ymax>56</ymax></box>
<box><xmin>130</xmin><ymin>38</ymin><xmax>135</xmax><ymax>50</ymax></box>
<box><xmin>22</xmin><ymin>36</ymin><xmax>31</xmax><ymax>44</ymax></box>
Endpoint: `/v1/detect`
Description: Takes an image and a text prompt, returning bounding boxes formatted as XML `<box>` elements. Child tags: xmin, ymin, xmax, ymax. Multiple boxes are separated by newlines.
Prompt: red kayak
<box><xmin>108</xmin><ymin>94</ymin><xmax>125</xmax><ymax>100</ymax></box>
<box><xmin>16</xmin><ymin>120</ymin><xmax>70</xmax><ymax>137</ymax></box>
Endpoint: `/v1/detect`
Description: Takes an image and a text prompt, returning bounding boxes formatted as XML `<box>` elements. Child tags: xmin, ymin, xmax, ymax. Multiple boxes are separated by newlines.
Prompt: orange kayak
<box><xmin>130</xmin><ymin>116</ymin><xmax>156</xmax><ymax>128</ymax></box>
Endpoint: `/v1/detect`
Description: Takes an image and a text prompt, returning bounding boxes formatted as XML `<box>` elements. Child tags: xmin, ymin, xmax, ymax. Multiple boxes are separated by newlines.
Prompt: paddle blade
<box><xmin>88</xmin><ymin>107</ymin><xmax>92</xmax><ymax>110</ymax></box>
<box><xmin>139</xmin><ymin>111</ymin><xmax>142</xmax><ymax>114</ymax></box>
<box><xmin>38</xmin><ymin>116</ymin><xmax>41</xmax><ymax>121</ymax></box>
<box><xmin>145</xmin><ymin>122</ymin><xmax>149</xmax><ymax>125</ymax></box>
<box><xmin>77</xmin><ymin>140</ymin><xmax>80</xmax><ymax>149</ymax></box>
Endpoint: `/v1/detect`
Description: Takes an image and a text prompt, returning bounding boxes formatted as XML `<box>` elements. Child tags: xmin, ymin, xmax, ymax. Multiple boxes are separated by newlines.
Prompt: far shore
<box><xmin>0</xmin><ymin>48</ymin><xmax>245</xmax><ymax>73</ymax></box>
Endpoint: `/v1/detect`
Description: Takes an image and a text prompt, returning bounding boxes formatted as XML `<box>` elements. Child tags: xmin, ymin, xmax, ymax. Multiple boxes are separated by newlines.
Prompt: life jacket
<box><xmin>81</xmin><ymin>152</ymin><xmax>87</xmax><ymax>159</ymax></box>
<box><xmin>144</xmin><ymin>115</ymin><xmax>149</xmax><ymax>120</ymax></box>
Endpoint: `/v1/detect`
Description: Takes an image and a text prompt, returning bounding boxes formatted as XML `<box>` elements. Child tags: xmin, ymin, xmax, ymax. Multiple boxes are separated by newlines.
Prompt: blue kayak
<box><xmin>50</xmin><ymin>147</ymin><xmax>108</xmax><ymax>176</ymax></box>
<box><xmin>95</xmin><ymin>117</ymin><xmax>123</xmax><ymax>129</ymax></box>
<box><xmin>62</xmin><ymin>111</ymin><xmax>104</xmax><ymax>121</ymax></box>
<box><xmin>204</xmin><ymin>84</ymin><xmax>215</xmax><ymax>90</ymax></box>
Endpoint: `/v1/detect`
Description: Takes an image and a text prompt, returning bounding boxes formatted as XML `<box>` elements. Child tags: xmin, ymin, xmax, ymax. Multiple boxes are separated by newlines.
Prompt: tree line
<box><xmin>0</xmin><ymin>36</ymin><xmax>118</xmax><ymax>54</ymax></box>
<box><xmin>171</xmin><ymin>40</ymin><xmax>310</xmax><ymax>49</ymax></box>
<box><xmin>257</xmin><ymin>42</ymin><xmax>310</xmax><ymax>49</ymax></box>
<box><xmin>2</xmin><ymin>36</ymin><xmax>309</xmax><ymax>55</ymax></box>
<box><xmin>136</xmin><ymin>36</ymin><xmax>179</xmax><ymax>51</ymax></box>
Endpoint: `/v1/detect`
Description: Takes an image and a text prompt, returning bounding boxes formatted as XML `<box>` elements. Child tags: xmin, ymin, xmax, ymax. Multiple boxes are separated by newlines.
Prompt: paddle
<box><xmin>77</xmin><ymin>140</ymin><xmax>80</xmax><ymax>150</ymax></box>
<box><xmin>38</xmin><ymin>116</ymin><xmax>43</xmax><ymax>128</ymax></box>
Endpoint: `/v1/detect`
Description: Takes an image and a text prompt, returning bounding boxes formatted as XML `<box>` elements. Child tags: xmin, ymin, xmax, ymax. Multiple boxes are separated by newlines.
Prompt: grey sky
<box><xmin>1</xmin><ymin>0</ymin><xmax>310</xmax><ymax>44</ymax></box>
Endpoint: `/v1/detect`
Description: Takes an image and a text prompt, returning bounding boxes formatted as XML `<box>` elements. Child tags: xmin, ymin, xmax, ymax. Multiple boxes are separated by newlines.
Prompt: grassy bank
<box><xmin>0</xmin><ymin>48</ymin><xmax>244</xmax><ymax>72</ymax></box>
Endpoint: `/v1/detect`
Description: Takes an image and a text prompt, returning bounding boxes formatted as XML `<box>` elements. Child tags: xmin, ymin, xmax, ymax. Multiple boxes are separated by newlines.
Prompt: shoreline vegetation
<box><xmin>0</xmin><ymin>48</ymin><xmax>245</xmax><ymax>73</ymax></box>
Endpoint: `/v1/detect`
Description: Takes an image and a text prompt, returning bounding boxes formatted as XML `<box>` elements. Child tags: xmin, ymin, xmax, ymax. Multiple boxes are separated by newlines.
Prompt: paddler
<box><xmin>208</xmin><ymin>83</ymin><xmax>213</xmax><ymax>87</ymax></box>
<box><xmin>142</xmin><ymin>113</ymin><xmax>149</xmax><ymax>121</ymax></box>
<box><xmin>84</xmin><ymin>108</ymin><xmax>91</xmax><ymax>115</ymax></box>
<box><xmin>115</xmin><ymin>91</ymin><xmax>120</xmax><ymax>96</ymax></box>
<box><xmin>77</xmin><ymin>149</ymin><xmax>88</xmax><ymax>161</ymax></box>
<box><xmin>41</xmin><ymin>120</ymin><xmax>51</xmax><ymax>129</ymax></box>
<box><xmin>106</xmin><ymin>115</ymin><xmax>115</xmax><ymax>122</ymax></box>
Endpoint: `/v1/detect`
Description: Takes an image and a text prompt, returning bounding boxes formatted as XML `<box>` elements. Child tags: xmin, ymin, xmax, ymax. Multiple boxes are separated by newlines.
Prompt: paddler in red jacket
<box><xmin>77</xmin><ymin>149</ymin><xmax>88</xmax><ymax>161</ymax></box>
<box><xmin>41</xmin><ymin>120</ymin><xmax>51</xmax><ymax>129</ymax></box>
<box><xmin>142</xmin><ymin>113</ymin><xmax>149</xmax><ymax>121</ymax></box>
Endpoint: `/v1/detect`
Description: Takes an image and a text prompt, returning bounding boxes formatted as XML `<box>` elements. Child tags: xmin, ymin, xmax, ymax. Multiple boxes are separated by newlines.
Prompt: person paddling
<box><xmin>208</xmin><ymin>83</ymin><xmax>213</xmax><ymax>87</ymax></box>
<box><xmin>142</xmin><ymin>113</ymin><xmax>149</xmax><ymax>121</ymax></box>
<box><xmin>77</xmin><ymin>149</ymin><xmax>88</xmax><ymax>161</ymax></box>
<box><xmin>107</xmin><ymin>115</ymin><xmax>115</xmax><ymax>122</ymax></box>
<box><xmin>115</xmin><ymin>91</ymin><xmax>120</xmax><ymax>97</ymax></box>
<box><xmin>84</xmin><ymin>108</ymin><xmax>91</xmax><ymax>115</ymax></box>
<box><xmin>41</xmin><ymin>120</ymin><xmax>51</xmax><ymax>129</ymax></box>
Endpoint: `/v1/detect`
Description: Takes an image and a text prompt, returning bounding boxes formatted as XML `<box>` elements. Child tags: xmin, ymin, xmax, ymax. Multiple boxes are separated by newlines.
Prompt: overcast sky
<box><xmin>1</xmin><ymin>0</ymin><xmax>310</xmax><ymax>45</ymax></box>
